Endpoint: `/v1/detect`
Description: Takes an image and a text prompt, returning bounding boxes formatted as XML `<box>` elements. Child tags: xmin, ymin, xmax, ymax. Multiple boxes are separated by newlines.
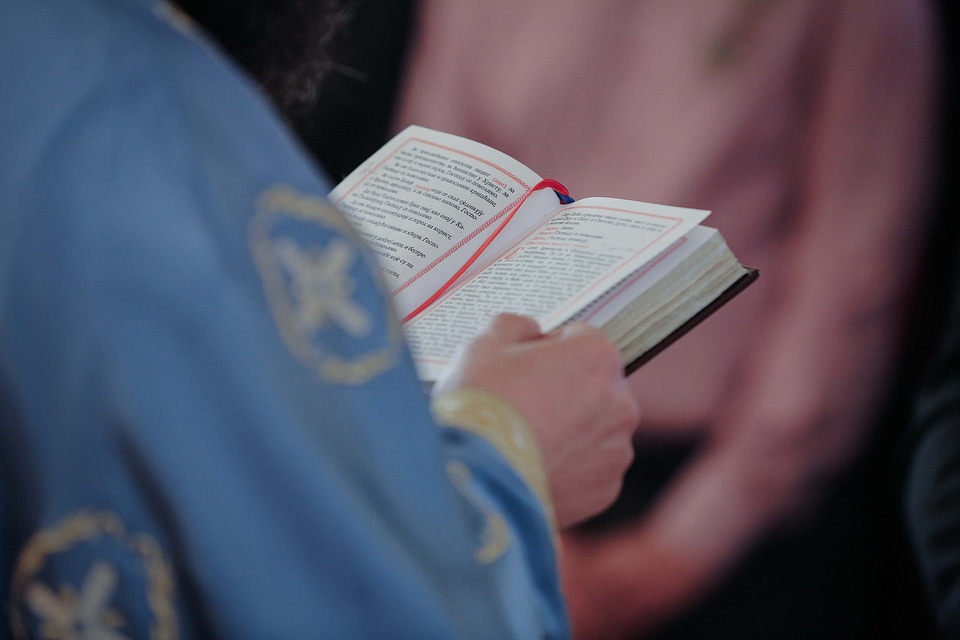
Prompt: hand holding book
<box><xmin>330</xmin><ymin>126</ymin><xmax>757</xmax><ymax>381</ymax></box>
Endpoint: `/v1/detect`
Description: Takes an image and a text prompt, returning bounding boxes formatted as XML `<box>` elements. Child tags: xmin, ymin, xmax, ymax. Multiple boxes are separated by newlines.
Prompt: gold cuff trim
<box><xmin>446</xmin><ymin>461</ymin><xmax>511</xmax><ymax>564</ymax></box>
<box><xmin>432</xmin><ymin>389</ymin><xmax>556</xmax><ymax>533</ymax></box>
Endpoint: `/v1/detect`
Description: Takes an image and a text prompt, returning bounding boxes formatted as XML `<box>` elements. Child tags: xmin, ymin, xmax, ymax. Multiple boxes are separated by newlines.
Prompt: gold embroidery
<box><xmin>432</xmin><ymin>389</ymin><xmax>556</xmax><ymax>536</ymax></box>
<box><xmin>258</xmin><ymin>186</ymin><xmax>382</xmax><ymax>247</ymax></box>
<box><xmin>446</xmin><ymin>462</ymin><xmax>511</xmax><ymax>564</ymax></box>
<box><xmin>10</xmin><ymin>511</ymin><xmax>178</xmax><ymax>640</ymax></box>
<box><xmin>249</xmin><ymin>185</ymin><xmax>401</xmax><ymax>385</ymax></box>
<box><xmin>319</xmin><ymin>350</ymin><xmax>398</xmax><ymax>386</ymax></box>
<box><xmin>27</xmin><ymin>562</ymin><xmax>128</xmax><ymax>640</ymax></box>
<box><xmin>132</xmin><ymin>534</ymin><xmax>178</xmax><ymax>640</ymax></box>
<box><xmin>273</xmin><ymin>238</ymin><xmax>372</xmax><ymax>338</ymax></box>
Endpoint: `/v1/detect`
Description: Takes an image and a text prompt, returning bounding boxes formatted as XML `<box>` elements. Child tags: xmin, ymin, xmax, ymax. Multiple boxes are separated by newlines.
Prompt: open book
<box><xmin>330</xmin><ymin>126</ymin><xmax>757</xmax><ymax>382</ymax></box>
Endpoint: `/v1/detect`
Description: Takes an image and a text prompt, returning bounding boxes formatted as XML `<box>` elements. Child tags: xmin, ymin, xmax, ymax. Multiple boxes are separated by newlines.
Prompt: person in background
<box><xmin>904</xmin><ymin>242</ymin><xmax>960</xmax><ymax>638</ymax></box>
<box><xmin>903</xmin><ymin>0</ymin><xmax>960</xmax><ymax>635</ymax></box>
<box><xmin>395</xmin><ymin>0</ymin><xmax>941</xmax><ymax>637</ymax></box>
<box><xmin>0</xmin><ymin>0</ymin><xmax>641</xmax><ymax>636</ymax></box>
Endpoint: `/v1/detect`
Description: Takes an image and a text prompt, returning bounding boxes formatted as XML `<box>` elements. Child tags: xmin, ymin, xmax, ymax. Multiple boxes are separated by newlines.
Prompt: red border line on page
<box><xmin>333</xmin><ymin>137</ymin><xmax>533</xmax><ymax>296</ymax></box>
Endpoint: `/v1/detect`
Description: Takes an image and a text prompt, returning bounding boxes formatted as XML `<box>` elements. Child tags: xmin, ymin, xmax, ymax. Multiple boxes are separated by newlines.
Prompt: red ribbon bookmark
<box><xmin>401</xmin><ymin>178</ymin><xmax>571</xmax><ymax>324</ymax></box>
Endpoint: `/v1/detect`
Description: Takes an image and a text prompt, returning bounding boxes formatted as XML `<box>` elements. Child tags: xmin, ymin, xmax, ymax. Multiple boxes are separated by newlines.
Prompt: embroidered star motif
<box><xmin>26</xmin><ymin>562</ymin><xmax>129</xmax><ymax>640</ymax></box>
<box><xmin>275</xmin><ymin>237</ymin><xmax>372</xmax><ymax>338</ymax></box>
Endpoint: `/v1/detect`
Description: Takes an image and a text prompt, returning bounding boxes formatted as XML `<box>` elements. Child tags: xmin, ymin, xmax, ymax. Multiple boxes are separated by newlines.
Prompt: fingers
<box><xmin>485</xmin><ymin>316</ymin><xmax>616</xmax><ymax>361</ymax></box>
<box><xmin>485</xmin><ymin>313</ymin><xmax>543</xmax><ymax>343</ymax></box>
<box><xmin>434</xmin><ymin>313</ymin><xmax>642</xmax><ymax>528</ymax></box>
<box><xmin>553</xmin><ymin>323</ymin><xmax>625</xmax><ymax>376</ymax></box>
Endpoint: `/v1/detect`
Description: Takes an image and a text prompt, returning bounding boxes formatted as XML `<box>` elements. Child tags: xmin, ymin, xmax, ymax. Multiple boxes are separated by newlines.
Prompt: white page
<box><xmin>330</xmin><ymin>126</ymin><xmax>554</xmax><ymax>318</ymax></box>
<box><xmin>575</xmin><ymin>226</ymin><xmax>720</xmax><ymax>327</ymax></box>
<box><xmin>405</xmin><ymin>198</ymin><xmax>709</xmax><ymax>381</ymax></box>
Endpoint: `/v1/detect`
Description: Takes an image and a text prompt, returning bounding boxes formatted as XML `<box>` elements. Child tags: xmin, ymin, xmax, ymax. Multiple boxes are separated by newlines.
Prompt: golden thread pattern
<box><xmin>431</xmin><ymin>389</ymin><xmax>556</xmax><ymax>535</ymax></box>
<box><xmin>10</xmin><ymin>510</ymin><xmax>178</xmax><ymax>640</ymax></box>
<box><xmin>249</xmin><ymin>185</ymin><xmax>401</xmax><ymax>385</ymax></box>
<box><xmin>446</xmin><ymin>461</ymin><xmax>511</xmax><ymax>564</ymax></box>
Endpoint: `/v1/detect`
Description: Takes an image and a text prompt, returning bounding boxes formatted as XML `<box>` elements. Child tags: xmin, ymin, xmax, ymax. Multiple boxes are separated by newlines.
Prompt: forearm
<box><xmin>432</xmin><ymin>388</ymin><xmax>556</xmax><ymax>533</ymax></box>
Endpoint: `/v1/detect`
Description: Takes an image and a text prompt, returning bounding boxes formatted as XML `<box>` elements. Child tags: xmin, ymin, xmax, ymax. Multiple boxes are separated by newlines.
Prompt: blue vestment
<box><xmin>0</xmin><ymin>0</ymin><xmax>567</xmax><ymax>636</ymax></box>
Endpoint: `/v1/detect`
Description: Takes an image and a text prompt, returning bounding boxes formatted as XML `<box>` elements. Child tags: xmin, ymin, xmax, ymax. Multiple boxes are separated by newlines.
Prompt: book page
<box><xmin>404</xmin><ymin>198</ymin><xmax>709</xmax><ymax>380</ymax></box>
<box><xmin>330</xmin><ymin>126</ymin><xmax>554</xmax><ymax>318</ymax></box>
<box><xmin>573</xmin><ymin>226</ymin><xmax>721</xmax><ymax>327</ymax></box>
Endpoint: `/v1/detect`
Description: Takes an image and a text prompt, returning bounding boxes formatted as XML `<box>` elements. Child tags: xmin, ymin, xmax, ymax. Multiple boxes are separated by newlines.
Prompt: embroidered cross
<box><xmin>275</xmin><ymin>237</ymin><xmax>372</xmax><ymax>338</ymax></box>
<box><xmin>26</xmin><ymin>561</ymin><xmax>129</xmax><ymax>640</ymax></box>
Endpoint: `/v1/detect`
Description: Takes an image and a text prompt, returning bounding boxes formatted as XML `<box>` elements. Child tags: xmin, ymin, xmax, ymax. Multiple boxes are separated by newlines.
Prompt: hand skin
<box><xmin>558</xmin><ymin>0</ymin><xmax>938</xmax><ymax>631</ymax></box>
<box><xmin>432</xmin><ymin>313</ymin><xmax>641</xmax><ymax>528</ymax></box>
<box><xmin>561</xmin><ymin>525</ymin><xmax>712</xmax><ymax>640</ymax></box>
<box><xmin>559</xmin><ymin>433</ymin><xmax>791</xmax><ymax>640</ymax></box>
<box><xmin>560</xmin><ymin>274</ymin><xmax>910</xmax><ymax>639</ymax></box>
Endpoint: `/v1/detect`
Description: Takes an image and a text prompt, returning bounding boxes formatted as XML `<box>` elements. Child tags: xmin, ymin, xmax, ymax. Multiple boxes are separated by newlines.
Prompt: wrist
<box><xmin>431</xmin><ymin>388</ymin><xmax>556</xmax><ymax>532</ymax></box>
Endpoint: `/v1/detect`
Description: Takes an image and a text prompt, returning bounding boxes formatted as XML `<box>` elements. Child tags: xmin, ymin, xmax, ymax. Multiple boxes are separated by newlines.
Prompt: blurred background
<box><xmin>298</xmin><ymin>1</ymin><xmax>958</xmax><ymax>637</ymax></box>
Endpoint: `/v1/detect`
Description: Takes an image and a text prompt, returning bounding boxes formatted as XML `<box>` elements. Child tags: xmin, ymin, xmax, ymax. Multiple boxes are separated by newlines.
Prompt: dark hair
<box><xmin>175</xmin><ymin>0</ymin><xmax>419</xmax><ymax>181</ymax></box>
<box><xmin>175</xmin><ymin>0</ymin><xmax>355</xmax><ymax>122</ymax></box>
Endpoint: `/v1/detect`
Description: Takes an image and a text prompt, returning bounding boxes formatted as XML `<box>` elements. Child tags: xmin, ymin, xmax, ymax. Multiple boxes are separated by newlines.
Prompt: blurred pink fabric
<box><xmin>396</xmin><ymin>0</ymin><xmax>936</xmax><ymax>439</ymax></box>
<box><xmin>395</xmin><ymin>1</ymin><xmax>939</xmax><ymax>636</ymax></box>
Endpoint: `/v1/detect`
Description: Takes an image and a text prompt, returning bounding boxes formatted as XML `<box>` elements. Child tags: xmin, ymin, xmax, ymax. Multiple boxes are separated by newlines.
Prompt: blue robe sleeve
<box><xmin>0</xmin><ymin>1</ymin><xmax>569</xmax><ymax>637</ymax></box>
